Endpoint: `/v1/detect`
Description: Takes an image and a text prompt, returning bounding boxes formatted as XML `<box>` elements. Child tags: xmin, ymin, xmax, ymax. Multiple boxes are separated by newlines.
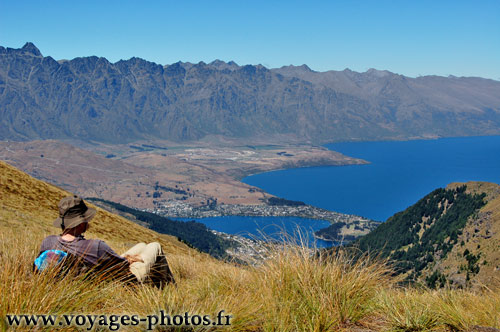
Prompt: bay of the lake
<box><xmin>243</xmin><ymin>135</ymin><xmax>500</xmax><ymax>222</ymax></box>
<box><xmin>175</xmin><ymin>216</ymin><xmax>333</xmax><ymax>248</ymax></box>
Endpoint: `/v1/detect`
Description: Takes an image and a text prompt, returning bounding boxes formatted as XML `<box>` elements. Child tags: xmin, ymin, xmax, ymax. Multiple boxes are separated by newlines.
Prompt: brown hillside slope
<box><xmin>0</xmin><ymin>159</ymin><xmax>194</xmax><ymax>256</ymax></box>
<box><xmin>437</xmin><ymin>182</ymin><xmax>500</xmax><ymax>288</ymax></box>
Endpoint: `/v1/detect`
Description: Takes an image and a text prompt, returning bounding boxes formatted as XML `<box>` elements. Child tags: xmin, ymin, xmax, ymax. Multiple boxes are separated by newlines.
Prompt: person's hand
<box><xmin>123</xmin><ymin>254</ymin><xmax>144</xmax><ymax>264</ymax></box>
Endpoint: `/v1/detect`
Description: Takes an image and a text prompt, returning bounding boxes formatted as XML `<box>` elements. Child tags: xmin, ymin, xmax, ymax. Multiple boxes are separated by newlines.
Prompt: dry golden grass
<box><xmin>252</xmin><ymin>246</ymin><xmax>393</xmax><ymax>331</ymax></box>
<box><xmin>376</xmin><ymin>288</ymin><xmax>500</xmax><ymax>331</ymax></box>
<box><xmin>2</xmin><ymin>227</ymin><xmax>500</xmax><ymax>332</ymax></box>
<box><xmin>2</xmin><ymin>160</ymin><xmax>500</xmax><ymax>332</ymax></box>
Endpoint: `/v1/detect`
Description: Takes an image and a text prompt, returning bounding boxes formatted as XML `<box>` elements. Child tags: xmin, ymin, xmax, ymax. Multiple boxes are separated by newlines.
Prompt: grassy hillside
<box><xmin>351</xmin><ymin>181</ymin><xmax>500</xmax><ymax>289</ymax></box>
<box><xmin>1</xmin><ymin>160</ymin><xmax>499</xmax><ymax>331</ymax></box>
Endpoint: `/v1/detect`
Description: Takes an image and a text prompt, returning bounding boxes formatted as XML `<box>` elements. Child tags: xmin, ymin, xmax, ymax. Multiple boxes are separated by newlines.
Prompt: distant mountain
<box><xmin>1</xmin><ymin>43</ymin><xmax>500</xmax><ymax>143</ymax></box>
<box><xmin>350</xmin><ymin>182</ymin><xmax>500</xmax><ymax>288</ymax></box>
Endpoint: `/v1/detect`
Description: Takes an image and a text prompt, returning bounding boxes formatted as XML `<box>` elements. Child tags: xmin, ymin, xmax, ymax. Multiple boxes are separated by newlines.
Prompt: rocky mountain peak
<box><xmin>297</xmin><ymin>64</ymin><xmax>313</xmax><ymax>72</ymax></box>
<box><xmin>209</xmin><ymin>59</ymin><xmax>226</xmax><ymax>67</ymax></box>
<box><xmin>279</xmin><ymin>64</ymin><xmax>313</xmax><ymax>72</ymax></box>
<box><xmin>209</xmin><ymin>59</ymin><xmax>240</xmax><ymax>71</ymax></box>
<box><xmin>21</xmin><ymin>42</ymin><xmax>42</xmax><ymax>56</ymax></box>
<box><xmin>365</xmin><ymin>68</ymin><xmax>392</xmax><ymax>77</ymax></box>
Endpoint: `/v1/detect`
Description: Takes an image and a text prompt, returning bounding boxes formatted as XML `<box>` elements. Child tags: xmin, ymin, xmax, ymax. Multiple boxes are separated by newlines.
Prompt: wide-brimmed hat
<box><xmin>53</xmin><ymin>195</ymin><xmax>97</xmax><ymax>229</ymax></box>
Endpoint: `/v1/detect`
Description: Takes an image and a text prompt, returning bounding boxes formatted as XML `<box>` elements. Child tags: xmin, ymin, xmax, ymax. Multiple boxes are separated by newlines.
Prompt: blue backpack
<box><xmin>34</xmin><ymin>250</ymin><xmax>68</xmax><ymax>272</ymax></box>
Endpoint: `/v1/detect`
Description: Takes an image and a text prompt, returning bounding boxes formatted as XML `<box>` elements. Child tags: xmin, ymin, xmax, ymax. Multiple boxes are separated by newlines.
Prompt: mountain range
<box><xmin>2</xmin><ymin>43</ymin><xmax>500</xmax><ymax>144</ymax></box>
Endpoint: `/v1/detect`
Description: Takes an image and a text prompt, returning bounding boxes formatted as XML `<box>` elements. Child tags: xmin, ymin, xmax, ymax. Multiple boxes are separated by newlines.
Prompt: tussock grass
<box><xmin>376</xmin><ymin>288</ymin><xmax>500</xmax><ymax>332</ymax></box>
<box><xmin>376</xmin><ymin>289</ymin><xmax>441</xmax><ymax>332</ymax></box>
<box><xmin>2</xmin><ymin>228</ymin><xmax>500</xmax><ymax>332</ymax></box>
<box><xmin>2</xmin><ymin>159</ymin><xmax>499</xmax><ymax>331</ymax></box>
<box><xmin>431</xmin><ymin>289</ymin><xmax>500</xmax><ymax>330</ymax></box>
<box><xmin>253</xmin><ymin>244</ymin><xmax>393</xmax><ymax>331</ymax></box>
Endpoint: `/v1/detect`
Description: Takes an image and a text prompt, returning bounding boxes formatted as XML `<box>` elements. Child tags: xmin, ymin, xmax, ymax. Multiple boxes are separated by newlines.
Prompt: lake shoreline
<box><xmin>243</xmin><ymin>135</ymin><xmax>500</xmax><ymax>221</ymax></box>
<box><xmin>152</xmin><ymin>202</ymin><xmax>379</xmax><ymax>243</ymax></box>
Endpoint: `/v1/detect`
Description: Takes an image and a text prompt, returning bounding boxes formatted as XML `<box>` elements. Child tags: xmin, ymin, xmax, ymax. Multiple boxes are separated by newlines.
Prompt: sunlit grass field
<box><xmin>1</xmin><ymin>228</ymin><xmax>499</xmax><ymax>332</ymax></box>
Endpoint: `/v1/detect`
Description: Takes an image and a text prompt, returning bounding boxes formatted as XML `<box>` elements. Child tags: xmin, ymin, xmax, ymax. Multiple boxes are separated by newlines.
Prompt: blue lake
<box><xmin>175</xmin><ymin>216</ymin><xmax>333</xmax><ymax>248</ymax></box>
<box><xmin>180</xmin><ymin>136</ymin><xmax>500</xmax><ymax>247</ymax></box>
<box><xmin>243</xmin><ymin>136</ymin><xmax>500</xmax><ymax>222</ymax></box>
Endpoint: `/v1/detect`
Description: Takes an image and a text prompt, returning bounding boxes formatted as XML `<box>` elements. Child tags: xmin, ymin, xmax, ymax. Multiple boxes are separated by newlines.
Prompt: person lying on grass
<box><xmin>36</xmin><ymin>195</ymin><xmax>175</xmax><ymax>287</ymax></box>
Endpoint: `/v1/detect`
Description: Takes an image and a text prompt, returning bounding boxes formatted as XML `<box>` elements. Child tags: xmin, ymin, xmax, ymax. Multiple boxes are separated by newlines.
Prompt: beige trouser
<box><xmin>121</xmin><ymin>242</ymin><xmax>175</xmax><ymax>286</ymax></box>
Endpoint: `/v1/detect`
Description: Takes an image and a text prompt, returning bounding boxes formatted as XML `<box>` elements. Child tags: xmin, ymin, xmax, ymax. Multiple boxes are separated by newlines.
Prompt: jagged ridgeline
<box><xmin>351</xmin><ymin>185</ymin><xmax>486</xmax><ymax>281</ymax></box>
<box><xmin>87</xmin><ymin>198</ymin><xmax>235</xmax><ymax>259</ymax></box>
<box><xmin>2</xmin><ymin>43</ymin><xmax>500</xmax><ymax>143</ymax></box>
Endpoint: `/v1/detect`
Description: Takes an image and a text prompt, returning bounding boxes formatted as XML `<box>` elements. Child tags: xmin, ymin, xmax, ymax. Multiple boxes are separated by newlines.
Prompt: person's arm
<box><xmin>97</xmin><ymin>241</ymin><xmax>144</xmax><ymax>266</ymax></box>
<box><xmin>93</xmin><ymin>240</ymin><xmax>136</xmax><ymax>278</ymax></box>
<box><xmin>97</xmin><ymin>241</ymin><xmax>128</xmax><ymax>263</ymax></box>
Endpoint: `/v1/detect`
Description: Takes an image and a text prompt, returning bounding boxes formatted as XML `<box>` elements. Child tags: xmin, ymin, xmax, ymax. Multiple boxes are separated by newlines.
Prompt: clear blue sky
<box><xmin>1</xmin><ymin>0</ymin><xmax>499</xmax><ymax>79</ymax></box>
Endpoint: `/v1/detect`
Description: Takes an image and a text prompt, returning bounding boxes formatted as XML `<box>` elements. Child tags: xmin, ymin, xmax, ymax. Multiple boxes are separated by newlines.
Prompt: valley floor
<box><xmin>0</xmin><ymin>139</ymin><xmax>366</xmax><ymax>209</ymax></box>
